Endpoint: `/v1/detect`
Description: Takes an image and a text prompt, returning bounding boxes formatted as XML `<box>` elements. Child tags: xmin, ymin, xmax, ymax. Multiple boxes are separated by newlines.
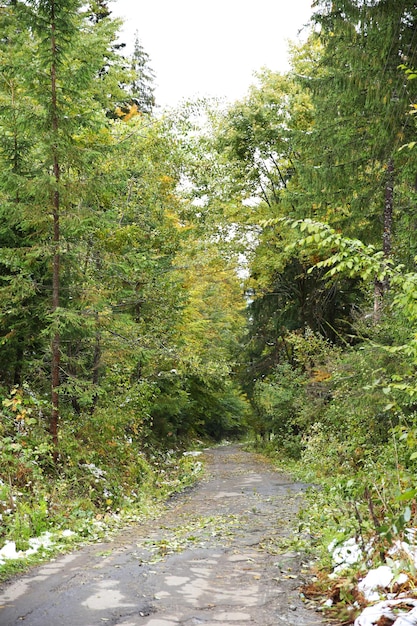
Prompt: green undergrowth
<box><xmin>246</xmin><ymin>430</ymin><xmax>417</xmax><ymax>623</ymax></box>
<box><xmin>240</xmin><ymin>319</ymin><xmax>417</xmax><ymax>622</ymax></box>
<box><xmin>0</xmin><ymin>397</ymin><xmax>207</xmax><ymax>582</ymax></box>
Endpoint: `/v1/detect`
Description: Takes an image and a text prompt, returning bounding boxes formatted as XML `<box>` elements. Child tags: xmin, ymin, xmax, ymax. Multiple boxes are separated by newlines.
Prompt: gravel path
<box><xmin>0</xmin><ymin>444</ymin><xmax>326</xmax><ymax>626</ymax></box>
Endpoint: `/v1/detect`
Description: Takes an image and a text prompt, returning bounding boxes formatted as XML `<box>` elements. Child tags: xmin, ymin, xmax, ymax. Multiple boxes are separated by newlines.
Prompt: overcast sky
<box><xmin>110</xmin><ymin>0</ymin><xmax>313</xmax><ymax>109</ymax></box>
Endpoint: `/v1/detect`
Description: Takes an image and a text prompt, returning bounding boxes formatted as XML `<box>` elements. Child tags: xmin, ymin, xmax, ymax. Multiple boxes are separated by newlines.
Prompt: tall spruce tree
<box><xmin>129</xmin><ymin>32</ymin><xmax>156</xmax><ymax>114</ymax></box>
<box><xmin>0</xmin><ymin>0</ymin><xmax>126</xmax><ymax>455</ymax></box>
<box><xmin>302</xmin><ymin>1</ymin><xmax>417</xmax><ymax>254</ymax></box>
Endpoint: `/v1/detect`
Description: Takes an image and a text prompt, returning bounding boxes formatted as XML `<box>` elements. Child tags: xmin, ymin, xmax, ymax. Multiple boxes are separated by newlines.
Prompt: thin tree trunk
<box><xmin>374</xmin><ymin>157</ymin><xmax>394</xmax><ymax>320</ymax></box>
<box><xmin>50</xmin><ymin>0</ymin><xmax>60</xmax><ymax>459</ymax></box>
<box><xmin>90</xmin><ymin>320</ymin><xmax>101</xmax><ymax>414</ymax></box>
<box><xmin>383</xmin><ymin>157</ymin><xmax>394</xmax><ymax>286</ymax></box>
<box><xmin>373</xmin><ymin>279</ymin><xmax>383</xmax><ymax>321</ymax></box>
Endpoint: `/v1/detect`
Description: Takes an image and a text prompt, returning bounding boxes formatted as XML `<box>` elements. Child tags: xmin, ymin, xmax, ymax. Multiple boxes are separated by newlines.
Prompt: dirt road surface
<box><xmin>0</xmin><ymin>444</ymin><xmax>326</xmax><ymax>626</ymax></box>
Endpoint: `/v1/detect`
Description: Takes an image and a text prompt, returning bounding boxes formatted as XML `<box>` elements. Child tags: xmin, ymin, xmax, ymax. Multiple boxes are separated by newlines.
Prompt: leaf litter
<box><xmin>136</xmin><ymin>513</ymin><xmax>243</xmax><ymax>563</ymax></box>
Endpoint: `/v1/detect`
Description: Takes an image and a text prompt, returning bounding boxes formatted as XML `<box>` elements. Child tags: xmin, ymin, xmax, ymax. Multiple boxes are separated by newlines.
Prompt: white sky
<box><xmin>110</xmin><ymin>0</ymin><xmax>313</xmax><ymax>109</ymax></box>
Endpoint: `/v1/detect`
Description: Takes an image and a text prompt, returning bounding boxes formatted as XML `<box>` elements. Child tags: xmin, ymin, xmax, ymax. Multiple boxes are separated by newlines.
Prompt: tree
<box><xmin>129</xmin><ymin>32</ymin><xmax>156</xmax><ymax>114</ymax></box>
<box><xmin>302</xmin><ymin>1</ymin><xmax>417</xmax><ymax>251</ymax></box>
<box><xmin>88</xmin><ymin>0</ymin><xmax>110</xmax><ymax>23</ymax></box>
<box><xmin>216</xmin><ymin>69</ymin><xmax>311</xmax><ymax>209</ymax></box>
<box><xmin>200</xmin><ymin>66</ymin><xmax>362</xmax><ymax>395</ymax></box>
<box><xmin>0</xmin><ymin>0</ymin><xmax>127</xmax><ymax>454</ymax></box>
<box><xmin>205</xmin><ymin>3</ymin><xmax>417</xmax><ymax>390</ymax></box>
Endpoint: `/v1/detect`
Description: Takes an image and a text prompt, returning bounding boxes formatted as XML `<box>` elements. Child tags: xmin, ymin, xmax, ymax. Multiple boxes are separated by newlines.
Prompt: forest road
<box><xmin>0</xmin><ymin>444</ymin><xmax>327</xmax><ymax>626</ymax></box>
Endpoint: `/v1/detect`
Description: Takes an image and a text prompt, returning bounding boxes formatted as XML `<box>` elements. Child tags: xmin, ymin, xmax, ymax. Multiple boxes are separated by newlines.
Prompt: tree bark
<box><xmin>383</xmin><ymin>157</ymin><xmax>394</xmax><ymax>260</ymax></box>
<box><xmin>90</xmin><ymin>323</ymin><xmax>101</xmax><ymax>414</ymax></box>
<box><xmin>50</xmin><ymin>0</ymin><xmax>60</xmax><ymax>459</ymax></box>
<box><xmin>374</xmin><ymin>157</ymin><xmax>394</xmax><ymax>320</ymax></box>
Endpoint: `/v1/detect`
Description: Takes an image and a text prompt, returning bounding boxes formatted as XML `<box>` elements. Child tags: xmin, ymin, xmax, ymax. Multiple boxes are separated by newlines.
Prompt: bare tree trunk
<box><xmin>373</xmin><ymin>280</ymin><xmax>383</xmax><ymax>321</ymax></box>
<box><xmin>90</xmin><ymin>321</ymin><xmax>101</xmax><ymax>414</ymax></box>
<box><xmin>383</xmin><ymin>157</ymin><xmax>394</xmax><ymax>284</ymax></box>
<box><xmin>374</xmin><ymin>157</ymin><xmax>394</xmax><ymax>321</ymax></box>
<box><xmin>50</xmin><ymin>0</ymin><xmax>60</xmax><ymax>460</ymax></box>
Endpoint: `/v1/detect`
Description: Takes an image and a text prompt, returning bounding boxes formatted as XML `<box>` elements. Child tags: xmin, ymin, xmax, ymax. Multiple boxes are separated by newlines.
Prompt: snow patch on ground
<box><xmin>354</xmin><ymin>599</ymin><xmax>417</xmax><ymax>626</ymax></box>
<box><xmin>358</xmin><ymin>565</ymin><xmax>408</xmax><ymax>602</ymax></box>
<box><xmin>0</xmin><ymin>533</ymin><xmax>53</xmax><ymax>565</ymax></box>
<box><xmin>0</xmin><ymin>529</ymin><xmax>76</xmax><ymax>566</ymax></box>
<box><xmin>329</xmin><ymin>536</ymin><xmax>363</xmax><ymax>573</ymax></box>
<box><xmin>329</xmin><ymin>531</ymin><xmax>417</xmax><ymax>626</ymax></box>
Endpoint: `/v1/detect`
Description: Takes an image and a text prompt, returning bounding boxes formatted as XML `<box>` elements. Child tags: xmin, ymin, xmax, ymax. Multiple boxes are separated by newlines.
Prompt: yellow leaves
<box><xmin>164</xmin><ymin>210</ymin><xmax>193</xmax><ymax>231</ymax></box>
<box><xmin>3</xmin><ymin>387</ymin><xmax>23</xmax><ymax>413</ymax></box>
<box><xmin>160</xmin><ymin>175</ymin><xmax>174</xmax><ymax>186</ymax></box>
<box><xmin>311</xmin><ymin>369</ymin><xmax>332</xmax><ymax>383</ymax></box>
<box><xmin>123</xmin><ymin>103</ymin><xmax>140</xmax><ymax>121</ymax></box>
<box><xmin>172</xmin><ymin>242</ymin><xmax>245</xmax><ymax>375</ymax></box>
<box><xmin>409</xmin><ymin>103</ymin><xmax>417</xmax><ymax>117</ymax></box>
<box><xmin>114</xmin><ymin>102</ymin><xmax>140</xmax><ymax>122</ymax></box>
<box><xmin>1</xmin><ymin>329</ymin><xmax>16</xmax><ymax>345</ymax></box>
<box><xmin>2</xmin><ymin>388</ymin><xmax>34</xmax><ymax>427</ymax></box>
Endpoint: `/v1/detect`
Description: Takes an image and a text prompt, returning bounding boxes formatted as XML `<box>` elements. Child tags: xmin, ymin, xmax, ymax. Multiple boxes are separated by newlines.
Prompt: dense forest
<box><xmin>2</xmin><ymin>0</ymin><xmax>417</xmax><ymax>617</ymax></box>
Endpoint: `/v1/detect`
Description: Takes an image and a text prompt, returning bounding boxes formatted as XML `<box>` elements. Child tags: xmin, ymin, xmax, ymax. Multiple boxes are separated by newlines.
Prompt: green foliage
<box><xmin>10</xmin><ymin>0</ymin><xmax>417</xmax><ymax>607</ymax></box>
<box><xmin>247</xmin><ymin>328</ymin><xmax>335</xmax><ymax>458</ymax></box>
<box><xmin>146</xmin><ymin>0</ymin><xmax>417</xmax><ymax>617</ymax></box>
<box><xmin>0</xmin><ymin>381</ymin><xmax>208</xmax><ymax>574</ymax></box>
<box><xmin>252</xmin><ymin>363</ymin><xmax>306</xmax><ymax>437</ymax></box>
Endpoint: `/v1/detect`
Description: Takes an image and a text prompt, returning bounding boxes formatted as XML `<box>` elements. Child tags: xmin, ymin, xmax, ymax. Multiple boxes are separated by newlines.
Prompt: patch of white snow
<box><xmin>394</xmin><ymin>606</ymin><xmax>417</xmax><ymax>626</ymax></box>
<box><xmin>0</xmin><ymin>531</ymin><xmax>55</xmax><ymax>566</ymax></box>
<box><xmin>358</xmin><ymin>565</ymin><xmax>394</xmax><ymax>601</ymax></box>
<box><xmin>329</xmin><ymin>537</ymin><xmax>363</xmax><ymax>573</ymax></box>
<box><xmin>0</xmin><ymin>541</ymin><xmax>19</xmax><ymax>562</ymax></box>
<box><xmin>25</xmin><ymin>532</ymin><xmax>53</xmax><ymax>556</ymax></box>
<box><xmin>354</xmin><ymin>599</ymin><xmax>417</xmax><ymax>626</ymax></box>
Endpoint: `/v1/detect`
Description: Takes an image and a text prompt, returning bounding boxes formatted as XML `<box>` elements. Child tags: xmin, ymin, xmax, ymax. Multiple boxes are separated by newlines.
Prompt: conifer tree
<box><xmin>129</xmin><ymin>32</ymin><xmax>156</xmax><ymax>114</ymax></box>
<box><xmin>0</xmin><ymin>0</ymin><xmax>126</xmax><ymax>455</ymax></box>
<box><xmin>303</xmin><ymin>1</ymin><xmax>417</xmax><ymax>252</ymax></box>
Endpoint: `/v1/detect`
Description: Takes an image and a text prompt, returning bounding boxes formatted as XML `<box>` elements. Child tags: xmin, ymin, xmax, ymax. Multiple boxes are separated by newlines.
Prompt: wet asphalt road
<box><xmin>0</xmin><ymin>444</ymin><xmax>326</xmax><ymax>626</ymax></box>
